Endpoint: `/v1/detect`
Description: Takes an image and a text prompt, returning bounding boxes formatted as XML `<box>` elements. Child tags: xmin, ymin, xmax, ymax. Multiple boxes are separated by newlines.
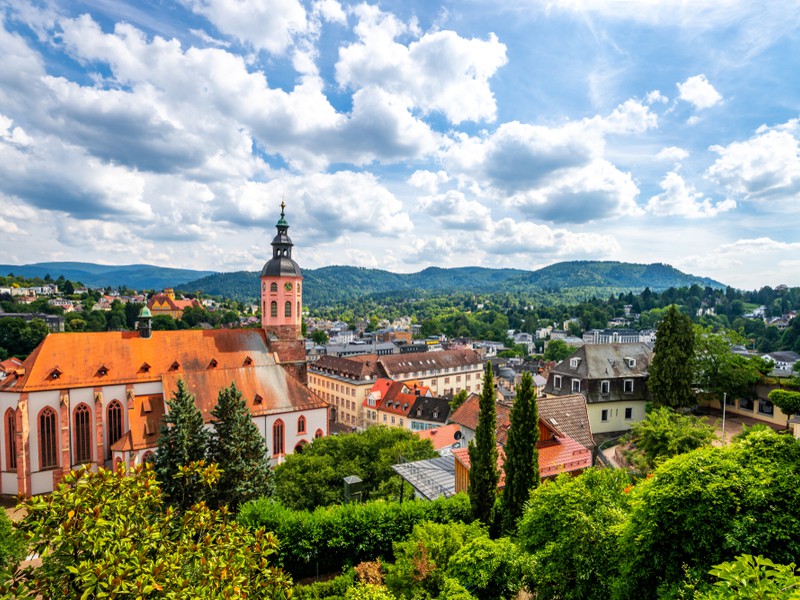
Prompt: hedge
<box><xmin>239</xmin><ymin>494</ymin><xmax>472</xmax><ymax>578</ymax></box>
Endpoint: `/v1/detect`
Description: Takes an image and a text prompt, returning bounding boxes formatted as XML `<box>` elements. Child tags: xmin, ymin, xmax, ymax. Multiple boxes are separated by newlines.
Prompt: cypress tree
<box><xmin>500</xmin><ymin>370</ymin><xmax>540</xmax><ymax>534</ymax></box>
<box><xmin>208</xmin><ymin>382</ymin><xmax>273</xmax><ymax>510</ymax></box>
<box><xmin>649</xmin><ymin>304</ymin><xmax>696</xmax><ymax>408</ymax></box>
<box><xmin>155</xmin><ymin>378</ymin><xmax>210</xmax><ymax>510</ymax></box>
<box><xmin>468</xmin><ymin>362</ymin><xmax>499</xmax><ymax>526</ymax></box>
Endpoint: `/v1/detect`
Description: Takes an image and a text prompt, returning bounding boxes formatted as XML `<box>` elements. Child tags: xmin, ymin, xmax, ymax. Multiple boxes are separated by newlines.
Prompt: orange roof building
<box><xmin>147</xmin><ymin>288</ymin><xmax>200</xmax><ymax>319</ymax></box>
<box><xmin>0</xmin><ymin>205</ymin><xmax>325</xmax><ymax>498</ymax></box>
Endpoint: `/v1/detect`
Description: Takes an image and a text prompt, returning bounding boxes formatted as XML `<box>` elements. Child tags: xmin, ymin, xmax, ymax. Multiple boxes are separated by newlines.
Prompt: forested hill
<box><xmin>180</xmin><ymin>262</ymin><xmax>725</xmax><ymax>305</ymax></box>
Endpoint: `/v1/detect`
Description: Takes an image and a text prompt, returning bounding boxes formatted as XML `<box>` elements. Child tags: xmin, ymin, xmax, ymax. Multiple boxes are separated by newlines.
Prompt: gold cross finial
<box><xmin>280</xmin><ymin>198</ymin><xmax>286</xmax><ymax>217</ymax></box>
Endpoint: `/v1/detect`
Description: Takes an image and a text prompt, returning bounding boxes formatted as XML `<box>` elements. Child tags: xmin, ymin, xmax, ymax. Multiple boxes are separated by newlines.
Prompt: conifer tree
<box><xmin>155</xmin><ymin>378</ymin><xmax>210</xmax><ymax>510</ymax></box>
<box><xmin>208</xmin><ymin>382</ymin><xmax>273</xmax><ymax>510</ymax></box>
<box><xmin>468</xmin><ymin>362</ymin><xmax>499</xmax><ymax>527</ymax></box>
<box><xmin>500</xmin><ymin>370</ymin><xmax>540</xmax><ymax>534</ymax></box>
<box><xmin>649</xmin><ymin>304</ymin><xmax>696</xmax><ymax>408</ymax></box>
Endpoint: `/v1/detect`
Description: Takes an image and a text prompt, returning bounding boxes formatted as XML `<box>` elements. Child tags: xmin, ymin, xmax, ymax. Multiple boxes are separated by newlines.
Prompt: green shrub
<box><xmin>239</xmin><ymin>494</ymin><xmax>472</xmax><ymax>579</ymax></box>
<box><xmin>0</xmin><ymin>509</ymin><xmax>24</xmax><ymax>571</ymax></box>
<box><xmin>447</xmin><ymin>537</ymin><xmax>526</xmax><ymax>600</ymax></box>
<box><xmin>294</xmin><ymin>569</ymin><xmax>356</xmax><ymax>600</ymax></box>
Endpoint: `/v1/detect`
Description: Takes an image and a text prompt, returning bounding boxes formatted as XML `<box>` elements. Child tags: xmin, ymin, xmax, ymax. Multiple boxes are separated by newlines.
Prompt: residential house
<box><xmin>543</xmin><ymin>343</ymin><xmax>653</xmax><ymax>435</ymax></box>
<box><xmin>147</xmin><ymin>289</ymin><xmax>200</xmax><ymax>319</ymax></box>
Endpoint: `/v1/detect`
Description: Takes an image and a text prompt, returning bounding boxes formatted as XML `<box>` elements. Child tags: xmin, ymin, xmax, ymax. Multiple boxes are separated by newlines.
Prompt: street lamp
<box><xmin>721</xmin><ymin>392</ymin><xmax>727</xmax><ymax>445</ymax></box>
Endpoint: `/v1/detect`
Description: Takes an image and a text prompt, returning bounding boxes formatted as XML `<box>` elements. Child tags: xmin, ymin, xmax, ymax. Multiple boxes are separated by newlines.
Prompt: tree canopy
<box><xmin>468</xmin><ymin>362</ymin><xmax>499</xmax><ymax>527</ymax></box>
<box><xmin>648</xmin><ymin>304</ymin><xmax>696</xmax><ymax>408</ymax></box>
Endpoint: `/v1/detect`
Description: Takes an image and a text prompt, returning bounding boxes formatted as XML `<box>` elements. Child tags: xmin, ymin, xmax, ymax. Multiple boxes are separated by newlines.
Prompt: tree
<box><xmin>274</xmin><ymin>427</ymin><xmax>437</xmax><ymax>510</ymax></box>
<box><xmin>648</xmin><ymin>304</ymin><xmax>696</xmax><ymax>408</ymax></box>
<box><xmin>469</xmin><ymin>362</ymin><xmax>499</xmax><ymax>527</ymax></box>
<box><xmin>208</xmin><ymin>382</ymin><xmax>273</xmax><ymax>511</ymax></box>
<box><xmin>0</xmin><ymin>509</ymin><xmax>24</xmax><ymax>572</ymax></box>
<box><xmin>155</xmin><ymin>379</ymin><xmax>210</xmax><ymax>510</ymax></box>
<box><xmin>615</xmin><ymin>431</ymin><xmax>800</xmax><ymax>599</ymax></box>
<box><xmin>625</xmin><ymin>406</ymin><xmax>715</xmax><ymax>472</ymax></box>
<box><xmin>310</xmin><ymin>329</ymin><xmax>329</xmax><ymax>345</ymax></box>
<box><xmin>500</xmin><ymin>371</ymin><xmax>539</xmax><ymax>534</ymax></box>
<box><xmin>2</xmin><ymin>464</ymin><xmax>292</xmax><ymax>599</ymax></box>
<box><xmin>450</xmin><ymin>389</ymin><xmax>469</xmax><ymax>412</ymax></box>
<box><xmin>768</xmin><ymin>389</ymin><xmax>800</xmax><ymax>425</ymax></box>
<box><xmin>447</xmin><ymin>536</ymin><xmax>526</xmax><ymax>600</ymax></box>
<box><xmin>694</xmin><ymin>326</ymin><xmax>767</xmax><ymax>402</ymax></box>
<box><xmin>695</xmin><ymin>554</ymin><xmax>800</xmax><ymax>600</ymax></box>
<box><xmin>517</xmin><ymin>468</ymin><xmax>632</xmax><ymax>600</ymax></box>
<box><xmin>544</xmin><ymin>339</ymin><xmax>573</xmax><ymax>362</ymax></box>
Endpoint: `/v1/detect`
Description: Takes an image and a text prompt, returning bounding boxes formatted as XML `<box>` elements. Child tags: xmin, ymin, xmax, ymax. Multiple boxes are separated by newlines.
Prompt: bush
<box><xmin>294</xmin><ymin>569</ymin><xmax>356</xmax><ymax>600</ymax></box>
<box><xmin>615</xmin><ymin>431</ymin><xmax>800</xmax><ymax>599</ymax></box>
<box><xmin>447</xmin><ymin>537</ymin><xmax>526</xmax><ymax>600</ymax></box>
<box><xmin>0</xmin><ymin>509</ymin><xmax>24</xmax><ymax>571</ymax></box>
<box><xmin>516</xmin><ymin>468</ymin><xmax>631</xmax><ymax>600</ymax></box>
<box><xmin>239</xmin><ymin>494</ymin><xmax>473</xmax><ymax>579</ymax></box>
<box><xmin>625</xmin><ymin>406</ymin><xmax>715</xmax><ymax>471</ymax></box>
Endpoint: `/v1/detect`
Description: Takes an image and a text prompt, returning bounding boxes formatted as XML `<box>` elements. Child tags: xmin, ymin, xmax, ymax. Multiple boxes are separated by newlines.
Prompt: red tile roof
<box><xmin>1</xmin><ymin>330</ymin><xmax>276</xmax><ymax>392</ymax></box>
<box><xmin>449</xmin><ymin>393</ymin><xmax>512</xmax><ymax>444</ymax></box>
<box><xmin>416</xmin><ymin>423</ymin><xmax>462</xmax><ymax>451</ymax></box>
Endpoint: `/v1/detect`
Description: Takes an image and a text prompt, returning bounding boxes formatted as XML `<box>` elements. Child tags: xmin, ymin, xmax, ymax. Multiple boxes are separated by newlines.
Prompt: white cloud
<box><xmin>312</xmin><ymin>0</ymin><xmax>347</xmax><ymax>24</ymax></box>
<box><xmin>418</xmin><ymin>190</ymin><xmax>491</xmax><ymax>230</ymax></box>
<box><xmin>482</xmin><ymin>218</ymin><xmax>621</xmax><ymax>257</ymax></box>
<box><xmin>336</xmin><ymin>4</ymin><xmax>507</xmax><ymax>124</ymax></box>
<box><xmin>646</xmin><ymin>90</ymin><xmax>668</xmax><ymax>104</ymax></box>
<box><xmin>707</xmin><ymin>121</ymin><xmax>800</xmax><ymax>201</ymax></box>
<box><xmin>656</xmin><ymin>146</ymin><xmax>689</xmax><ymax>162</ymax></box>
<box><xmin>677</xmin><ymin>74</ymin><xmax>722</xmax><ymax>109</ymax></box>
<box><xmin>408</xmin><ymin>170</ymin><xmax>450</xmax><ymax>194</ymax></box>
<box><xmin>646</xmin><ymin>172</ymin><xmax>736</xmax><ymax>218</ymax></box>
<box><xmin>181</xmin><ymin>0</ymin><xmax>308</xmax><ymax>54</ymax></box>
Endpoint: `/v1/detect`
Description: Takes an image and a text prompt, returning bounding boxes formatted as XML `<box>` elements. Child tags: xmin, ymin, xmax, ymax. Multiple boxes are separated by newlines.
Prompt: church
<box><xmin>0</xmin><ymin>205</ymin><xmax>328</xmax><ymax>497</ymax></box>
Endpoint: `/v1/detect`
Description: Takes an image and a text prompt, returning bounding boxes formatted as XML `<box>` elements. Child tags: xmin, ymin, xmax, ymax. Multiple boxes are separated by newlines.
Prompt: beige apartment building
<box><xmin>309</xmin><ymin>348</ymin><xmax>485</xmax><ymax>428</ymax></box>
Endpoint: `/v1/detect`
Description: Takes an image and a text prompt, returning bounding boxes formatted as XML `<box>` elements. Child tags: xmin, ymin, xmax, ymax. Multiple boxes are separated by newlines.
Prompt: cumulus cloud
<box><xmin>180</xmin><ymin>0</ymin><xmax>308</xmax><ymax>54</ymax></box>
<box><xmin>418</xmin><ymin>190</ymin><xmax>492</xmax><ymax>230</ymax></box>
<box><xmin>408</xmin><ymin>170</ymin><xmax>450</xmax><ymax>194</ymax></box>
<box><xmin>336</xmin><ymin>4</ymin><xmax>507</xmax><ymax>124</ymax></box>
<box><xmin>656</xmin><ymin>146</ymin><xmax>689</xmax><ymax>162</ymax></box>
<box><xmin>481</xmin><ymin>218</ymin><xmax>621</xmax><ymax>257</ymax></box>
<box><xmin>646</xmin><ymin>172</ymin><xmax>736</xmax><ymax>218</ymax></box>
<box><xmin>677</xmin><ymin>74</ymin><xmax>723</xmax><ymax>109</ymax></box>
<box><xmin>707</xmin><ymin>120</ymin><xmax>800</xmax><ymax>201</ymax></box>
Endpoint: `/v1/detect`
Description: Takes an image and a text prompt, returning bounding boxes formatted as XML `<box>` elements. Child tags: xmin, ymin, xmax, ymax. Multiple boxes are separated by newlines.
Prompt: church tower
<box><xmin>260</xmin><ymin>201</ymin><xmax>306</xmax><ymax>381</ymax></box>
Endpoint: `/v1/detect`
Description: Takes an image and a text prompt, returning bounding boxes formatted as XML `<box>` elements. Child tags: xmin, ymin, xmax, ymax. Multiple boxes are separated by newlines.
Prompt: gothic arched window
<box><xmin>5</xmin><ymin>409</ymin><xmax>16</xmax><ymax>470</ymax></box>
<box><xmin>270</xmin><ymin>301</ymin><xmax>278</xmax><ymax>317</ymax></box>
<box><xmin>272</xmin><ymin>419</ymin><xmax>285</xmax><ymax>456</ymax></box>
<box><xmin>285</xmin><ymin>301</ymin><xmax>291</xmax><ymax>317</ymax></box>
<box><xmin>107</xmin><ymin>400</ymin><xmax>123</xmax><ymax>459</ymax></box>
<box><xmin>39</xmin><ymin>407</ymin><xmax>58</xmax><ymax>470</ymax></box>
<box><xmin>74</xmin><ymin>403</ymin><xmax>92</xmax><ymax>463</ymax></box>
<box><xmin>270</xmin><ymin>282</ymin><xmax>278</xmax><ymax>292</ymax></box>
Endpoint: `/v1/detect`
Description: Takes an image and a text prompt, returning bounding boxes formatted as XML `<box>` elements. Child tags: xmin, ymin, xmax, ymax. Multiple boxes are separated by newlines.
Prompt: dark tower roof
<box><xmin>260</xmin><ymin>201</ymin><xmax>302</xmax><ymax>278</ymax></box>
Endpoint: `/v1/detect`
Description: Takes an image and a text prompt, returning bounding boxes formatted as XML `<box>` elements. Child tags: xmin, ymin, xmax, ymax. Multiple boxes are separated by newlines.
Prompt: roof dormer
<box><xmin>569</xmin><ymin>357</ymin><xmax>581</xmax><ymax>369</ymax></box>
<box><xmin>625</xmin><ymin>357</ymin><xmax>636</xmax><ymax>368</ymax></box>
<box><xmin>139</xmin><ymin>362</ymin><xmax>151</xmax><ymax>374</ymax></box>
<box><xmin>96</xmin><ymin>365</ymin><xmax>109</xmax><ymax>377</ymax></box>
<box><xmin>49</xmin><ymin>367</ymin><xmax>62</xmax><ymax>380</ymax></box>
<box><xmin>169</xmin><ymin>361</ymin><xmax>181</xmax><ymax>372</ymax></box>
<box><xmin>254</xmin><ymin>394</ymin><xmax>263</xmax><ymax>405</ymax></box>
<box><xmin>208</xmin><ymin>358</ymin><xmax>218</xmax><ymax>369</ymax></box>
<box><xmin>243</xmin><ymin>356</ymin><xmax>253</xmax><ymax>366</ymax></box>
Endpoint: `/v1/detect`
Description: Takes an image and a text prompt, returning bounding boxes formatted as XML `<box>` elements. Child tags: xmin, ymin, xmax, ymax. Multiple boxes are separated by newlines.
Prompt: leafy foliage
<box><xmin>0</xmin><ymin>510</ymin><xmax>24</xmax><ymax>572</ymax></box>
<box><xmin>648</xmin><ymin>305</ymin><xmax>696</xmax><ymax>408</ymax></box>
<box><xmin>768</xmin><ymin>389</ymin><xmax>800</xmax><ymax>422</ymax></box>
<box><xmin>499</xmin><ymin>371</ymin><xmax>539</xmax><ymax>534</ymax></box>
<box><xmin>2</xmin><ymin>464</ymin><xmax>292</xmax><ymax>599</ymax></box>
<box><xmin>450</xmin><ymin>389</ymin><xmax>469</xmax><ymax>412</ymax></box>
<box><xmin>624</xmin><ymin>407</ymin><xmax>715</xmax><ymax>472</ymax></box>
<box><xmin>238</xmin><ymin>494</ymin><xmax>472</xmax><ymax>579</ymax></box>
<box><xmin>274</xmin><ymin>426</ymin><xmax>437</xmax><ymax>510</ymax></box>
<box><xmin>447</xmin><ymin>536</ymin><xmax>526</xmax><ymax>600</ymax></box>
<box><xmin>694</xmin><ymin>554</ymin><xmax>800</xmax><ymax>600</ymax></box>
<box><xmin>517</xmin><ymin>468</ymin><xmax>632</xmax><ymax>600</ymax></box>
<box><xmin>544</xmin><ymin>339</ymin><xmax>574</xmax><ymax>362</ymax></box>
<box><xmin>469</xmin><ymin>362</ymin><xmax>499</xmax><ymax>527</ymax></box>
<box><xmin>694</xmin><ymin>326</ymin><xmax>769</xmax><ymax>401</ymax></box>
<box><xmin>0</xmin><ymin>317</ymin><xmax>49</xmax><ymax>359</ymax></box>
<box><xmin>155</xmin><ymin>379</ymin><xmax>210</xmax><ymax>510</ymax></box>
<box><xmin>208</xmin><ymin>382</ymin><xmax>274</xmax><ymax>510</ymax></box>
<box><xmin>615</xmin><ymin>431</ymin><xmax>800</xmax><ymax>599</ymax></box>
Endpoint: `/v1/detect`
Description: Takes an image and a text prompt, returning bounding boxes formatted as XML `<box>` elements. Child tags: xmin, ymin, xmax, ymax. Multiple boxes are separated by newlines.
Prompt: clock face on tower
<box><xmin>284</xmin><ymin>282</ymin><xmax>293</xmax><ymax>291</ymax></box>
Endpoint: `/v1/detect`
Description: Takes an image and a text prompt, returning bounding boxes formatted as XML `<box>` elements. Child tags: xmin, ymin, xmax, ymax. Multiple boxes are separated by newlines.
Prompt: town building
<box><xmin>147</xmin><ymin>289</ymin><xmax>200</xmax><ymax>319</ymax></box>
<box><xmin>542</xmin><ymin>343</ymin><xmax>653</xmax><ymax>435</ymax></box>
<box><xmin>0</xmin><ymin>205</ymin><xmax>326</xmax><ymax>497</ymax></box>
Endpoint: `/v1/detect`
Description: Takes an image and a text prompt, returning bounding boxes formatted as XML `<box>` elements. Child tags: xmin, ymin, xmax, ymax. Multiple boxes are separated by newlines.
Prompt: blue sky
<box><xmin>1</xmin><ymin>0</ymin><xmax>799</xmax><ymax>289</ymax></box>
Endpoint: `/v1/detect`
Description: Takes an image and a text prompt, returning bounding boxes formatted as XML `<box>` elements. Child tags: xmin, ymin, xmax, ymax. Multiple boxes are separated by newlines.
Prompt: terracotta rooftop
<box><xmin>310</xmin><ymin>354</ymin><xmax>379</xmax><ymax>380</ymax></box>
<box><xmin>416</xmin><ymin>423</ymin><xmax>462</xmax><ymax>451</ymax></box>
<box><xmin>449</xmin><ymin>393</ymin><xmax>513</xmax><ymax>444</ymax></box>
<box><xmin>537</xmin><ymin>394</ymin><xmax>594</xmax><ymax>450</ymax></box>
<box><xmin>0</xmin><ymin>329</ymin><xmax>277</xmax><ymax>392</ymax></box>
<box><xmin>453</xmin><ymin>445</ymin><xmax>507</xmax><ymax>487</ymax></box>
<box><xmin>110</xmin><ymin>393</ymin><xmax>165</xmax><ymax>452</ymax></box>
<box><xmin>378</xmin><ymin>348</ymin><xmax>483</xmax><ymax>377</ymax></box>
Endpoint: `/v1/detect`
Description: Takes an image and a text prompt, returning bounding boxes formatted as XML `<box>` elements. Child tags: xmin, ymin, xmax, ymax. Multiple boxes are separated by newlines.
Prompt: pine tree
<box><xmin>500</xmin><ymin>370</ymin><xmax>540</xmax><ymax>534</ymax></box>
<box><xmin>468</xmin><ymin>362</ymin><xmax>499</xmax><ymax>527</ymax></box>
<box><xmin>155</xmin><ymin>378</ymin><xmax>210</xmax><ymax>510</ymax></box>
<box><xmin>208</xmin><ymin>382</ymin><xmax>273</xmax><ymax>510</ymax></box>
<box><xmin>649</xmin><ymin>304</ymin><xmax>696</xmax><ymax>408</ymax></box>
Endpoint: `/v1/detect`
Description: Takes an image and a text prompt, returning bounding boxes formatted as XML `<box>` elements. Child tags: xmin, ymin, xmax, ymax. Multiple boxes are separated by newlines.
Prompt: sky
<box><xmin>1</xmin><ymin>0</ymin><xmax>799</xmax><ymax>290</ymax></box>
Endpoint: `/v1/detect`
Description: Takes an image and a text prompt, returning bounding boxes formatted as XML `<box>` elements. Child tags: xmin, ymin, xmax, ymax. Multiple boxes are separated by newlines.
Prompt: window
<box><xmin>297</xmin><ymin>416</ymin><xmax>306</xmax><ymax>434</ymax></box>
<box><xmin>623</xmin><ymin>379</ymin><xmax>634</xmax><ymax>393</ymax></box>
<box><xmin>285</xmin><ymin>301</ymin><xmax>292</xmax><ymax>317</ymax></box>
<box><xmin>272</xmin><ymin>420</ymin><xmax>285</xmax><ymax>456</ymax></box>
<box><xmin>107</xmin><ymin>400</ymin><xmax>123</xmax><ymax>459</ymax></box>
<box><xmin>624</xmin><ymin>407</ymin><xmax>633</xmax><ymax>420</ymax></box>
<box><xmin>554</xmin><ymin>375</ymin><xmax>562</xmax><ymax>390</ymax></box>
<box><xmin>74</xmin><ymin>403</ymin><xmax>92</xmax><ymax>464</ymax></box>
<box><xmin>600</xmin><ymin>380</ymin><xmax>610</xmax><ymax>395</ymax></box>
<box><xmin>39</xmin><ymin>407</ymin><xmax>58</xmax><ymax>469</ymax></box>
<box><xmin>725</xmin><ymin>395</ymin><xmax>736</xmax><ymax>406</ymax></box>
<box><xmin>270</xmin><ymin>301</ymin><xmax>278</xmax><ymax>317</ymax></box>
<box><xmin>601</xmin><ymin>409</ymin><xmax>609</xmax><ymax>422</ymax></box>
<box><xmin>5</xmin><ymin>409</ymin><xmax>16</xmax><ymax>470</ymax></box>
<box><xmin>315</xmin><ymin>429</ymin><xmax>323</xmax><ymax>439</ymax></box>
<box><xmin>758</xmin><ymin>399</ymin><xmax>774</xmax><ymax>416</ymax></box>
<box><xmin>270</xmin><ymin>282</ymin><xmax>278</xmax><ymax>292</ymax></box>
<box><xmin>569</xmin><ymin>357</ymin><xmax>580</xmax><ymax>368</ymax></box>
<box><xmin>571</xmin><ymin>379</ymin><xmax>581</xmax><ymax>393</ymax></box>
<box><xmin>738</xmin><ymin>398</ymin><xmax>754</xmax><ymax>411</ymax></box>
